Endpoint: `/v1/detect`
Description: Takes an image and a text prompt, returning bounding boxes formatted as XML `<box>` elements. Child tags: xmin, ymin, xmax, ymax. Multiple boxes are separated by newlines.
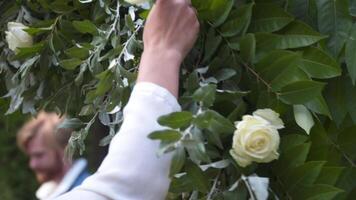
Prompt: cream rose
<box><xmin>125</xmin><ymin>0</ymin><xmax>148</xmax><ymax>5</ymax></box>
<box><xmin>5</xmin><ymin>22</ymin><xmax>33</xmax><ymax>53</ymax></box>
<box><xmin>230</xmin><ymin>109</ymin><xmax>284</xmax><ymax>167</ymax></box>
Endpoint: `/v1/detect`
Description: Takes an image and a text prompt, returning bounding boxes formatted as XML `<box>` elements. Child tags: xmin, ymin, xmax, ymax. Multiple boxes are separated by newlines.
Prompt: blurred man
<box><xmin>17</xmin><ymin>112</ymin><xmax>90</xmax><ymax>199</ymax></box>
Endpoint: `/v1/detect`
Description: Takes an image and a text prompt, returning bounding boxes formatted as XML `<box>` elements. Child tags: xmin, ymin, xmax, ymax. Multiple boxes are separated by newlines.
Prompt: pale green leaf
<box><xmin>294</xmin><ymin>104</ymin><xmax>315</xmax><ymax>135</ymax></box>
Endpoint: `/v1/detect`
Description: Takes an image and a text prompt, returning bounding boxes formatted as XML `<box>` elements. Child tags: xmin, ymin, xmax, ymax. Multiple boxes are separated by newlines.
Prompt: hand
<box><xmin>137</xmin><ymin>0</ymin><xmax>199</xmax><ymax>97</ymax></box>
<box><xmin>143</xmin><ymin>0</ymin><xmax>199</xmax><ymax>63</ymax></box>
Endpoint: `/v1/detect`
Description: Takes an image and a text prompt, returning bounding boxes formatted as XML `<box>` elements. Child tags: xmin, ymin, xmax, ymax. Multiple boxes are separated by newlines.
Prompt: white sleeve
<box><xmin>55</xmin><ymin>82</ymin><xmax>181</xmax><ymax>200</ymax></box>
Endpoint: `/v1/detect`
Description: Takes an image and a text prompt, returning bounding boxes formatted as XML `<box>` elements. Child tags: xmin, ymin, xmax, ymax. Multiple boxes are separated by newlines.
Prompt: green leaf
<box><xmin>79</xmin><ymin>105</ymin><xmax>94</xmax><ymax>116</ymax></box>
<box><xmin>193</xmin><ymin>84</ymin><xmax>217</xmax><ymax>107</ymax></box>
<box><xmin>308</xmin><ymin>123</ymin><xmax>343</xmax><ymax>164</ymax></box>
<box><xmin>65</xmin><ymin>46</ymin><xmax>90</xmax><ymax>59</ymax></box>
<box><xmin>185</xmin><ymin>161</ymin><xmax>210</xmax><ymax>193</ymax></box>
<box><xmin>305</xmin><ymin>95</ymin><xmax>331</xmax><ymax>117</ymax></box>
<box><xmin>58</xmin><ymin>118</ymin><xmax>84</xmax><ymax>129</ymax></box>
<box><xmin>255</xmin><ymin>21</ymin><xmax>326</xmax><ymax>54</ymax></box>
<box><xmin>94</xmin><ymin>70</ymin><xmax>114</xmax><ymax>96</ymax></box>
<box><xmin>197</xmin><ymin>0</ymin><xmax>234</xmax><ymax>27</ymax></box>
<box><xmin>275</xmin><ymin>143</ymin><xmax>311</xmax><ymax>175</ymax></box>
<box><xmin>206</xmin><ymin>129</ymin><xmax>223</xmax><ymax>149</ymax></box>
<box><xmin>281</xmin><ymin>161</ymin><xmax>326</xmax><ymax>191</ymax></box>
<box><xmin>72</xmin><ymin>20</ymin><xmax>98</xmax><ymax>35</ymax></box>
<box><xmin>158</xmin><ymin>111</ymin><xmax>193</xmax><ymax>129</ymax></box>
<box><xmin>315</xmin><ymin>0</ymin><xmax>353</xmax><ymax>57</ymax></box>
<box><xmin>279</xmin><ymin>80</ymin><xmax>325</xmax><ymax>104</ymax></box>
<box><xmin>214</xmin><ymin>68</ymin><xmax>236</xmax><ymax>82</ymax></box>
<box><xmin>185</xmin><ymin>140</ymin><xmax>211</xmax><ymax>163</ymax></box>
<box><xmin>215</xmin><ymin>90</ymin><xmax>248</xmax><ymax>103</ymax></box>
<box><xmin>202</xmin><ymin>28</ymin><xmax>222</xmax><ymax>63</ymax></box>
<box><xmin>211</xmin><ymin>0</ymin><xmax>234</xmax><ymax>27</ymax></box>
<box><xmin>344</xmin><ymin>78</ymin><xmax>356</xmax><ymax>123</ymax></box>
<box><xmin>345</xmin><ymin>23</ymin><xmax>356</xmax><ymax>85</ymax></box>
<box><xmin>255</xmin><ymin>50</ymin><xmax>309</xmax><ymax>91</ymax></box>
<box><xmin>290</xmin><ymin>184</ymin><xmax>344</xmax><ymax>200</ymax></box>
<box><xmin>294</xmin><ymin>105</ymin><xmax>315</xmax><ymax>135</ymax></box>
<box><xmin>193</xmin><ymin>110</ymin><xmax>234</xmax><ymax>135</ymax></box>
<box><xmin>219</xmin><ymin>3</ymin><xmax>254</xmax><ymax>37</ymax></box>
<box><xmin>325</xmin><ymin>77</ymin><xmax>348</xmax><ymax>126</ymax></box>
<box><xmin>300</xmin><ymin>47</ymin><xmax>341</xmax><ymax>79</ymax></box>
<box><xmin>316</xmin><ymin>167</ymin><xmax>344</xmax><ymax>185</ymax></box>
<box><xmin>280</xmin><ymin>134</ymin><xmax>309</xmax><ymax>151</ymax></box>
<box><xmin>351</xmin><ymin>0</ymin><xmax>356</xmax><ymax>16</ymax></box>
<box><xmin>239</xmin><ymin>33</ymin><xmax>256</xmax><ymax>63</ymax></box>
<box><xmin>148</xmin><ymin>130</ymin><xmax>182</xmax><ymax>142</ymax></box>
<box><xmin>15</xmin><ymin>43</ymin><xmax>45</xmax><ymax>59</ymax></box>
<box><xmin>59</xmin><ymin>58</ymin><xmax>82</xmax><ymax>70</ymax></box>
<box><xmin>25</xmin><ymin>26</ymin><xmax>52</xmax><ymax>35</ymax></box>
<box><xmin>49</xmin><ymin>0</ymin><xmax>74</xmax><ymax>13</ymax></box>
<box><xmin>287</xmin><ymin>0</ymin><xmax>317</xmax><ymax>25</ymax></box>
<box><xmin>336</xmin><ymin>167</ymin><xmax>356</xmax><ymax>199</ymax></box>
<box><xmin>170</xmin><ymin>146</ymin><xmax>186</xmax><ymax>176</ymax></box>
<box><xmin>250</xmin><ymin>3</ymin><xmax>294</xmax><ymax>33</ymax></box>
<box><xmin>337</xmin><ymin>126</ymin><xmax>356</xmax><ymax>160</ymax></box>
<box><xmin>169</xmin><ymin>175</ymin><xmax>193</xmax><ymax>193</ymax></box>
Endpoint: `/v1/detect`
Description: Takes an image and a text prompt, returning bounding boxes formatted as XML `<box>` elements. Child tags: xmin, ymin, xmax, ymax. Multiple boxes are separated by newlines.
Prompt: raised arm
<box><xmin>55</xmin><ymin>0</ymin><xmax>199</xmax><ymax>199</ymax></box>
<box><xmin>138</xmin><ymin>0</ymin><xmax>199</xmax><ymax>97</ymax></box>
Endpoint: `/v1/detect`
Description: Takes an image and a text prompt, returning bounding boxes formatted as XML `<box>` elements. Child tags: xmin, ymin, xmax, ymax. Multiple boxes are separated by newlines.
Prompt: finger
<box><xmin>157</xmin><ymin>0</ymin><xmax>190</xmax><ymax>6</ymax></box>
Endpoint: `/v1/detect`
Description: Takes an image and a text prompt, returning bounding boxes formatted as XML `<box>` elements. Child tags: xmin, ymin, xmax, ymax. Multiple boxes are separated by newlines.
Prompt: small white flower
<box><xmin>230</xmin><ymin>109</ymin><xmax>283</xmax><ymax>167</ymax></box>
<box><xmin>125</xmin><ymin>0</ymin><xmax>148</xmax><ymax>5</ymax></box>
<box><xmin>5</xmin><ymin>22</ymin><xmax>33</xmax><ymax>53</ymax></box>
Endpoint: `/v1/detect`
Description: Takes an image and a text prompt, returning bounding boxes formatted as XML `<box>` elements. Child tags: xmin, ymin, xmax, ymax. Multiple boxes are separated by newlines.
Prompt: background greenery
<box><xmin>0</xmin><ymin>97</ymin><xmax>36</xmax><ymax>200</ymax></box>
<box><xmin>1</xmin><ymin>0</ymin><xmax>356</xmax><ymax>199</ymax></box>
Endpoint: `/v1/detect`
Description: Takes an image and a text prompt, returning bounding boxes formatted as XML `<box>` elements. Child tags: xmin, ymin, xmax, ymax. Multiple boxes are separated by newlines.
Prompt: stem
<box><xmin>242</xmin><ymin>175</ymin><xmax>257</xmax><ymax>200</ymax></box>
<box><xmin>106</xmin><ymin>1</ymin><xmax>121</xmax><ymax>40</ymax></box>
<box><xmin>116</xmin><ymin>23</ymin><xmax>143</xmax><ymax>64</ymax></box>
<box><xmin>207</xmin><ymin>170</ymin><xmax>221</xmax><ymax>200</ymax></box>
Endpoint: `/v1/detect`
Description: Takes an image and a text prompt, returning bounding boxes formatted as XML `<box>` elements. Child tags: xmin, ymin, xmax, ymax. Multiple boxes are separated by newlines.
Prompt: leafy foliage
<box><xmin>1</xmin><ymin>0</ymin><xmax>356</xmax><ymax>199</ymax></box>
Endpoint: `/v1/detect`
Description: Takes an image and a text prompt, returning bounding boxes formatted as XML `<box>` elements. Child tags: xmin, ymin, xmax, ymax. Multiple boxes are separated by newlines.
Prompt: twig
<box><xmin>207</xmin><ymin>170</ymin><xmax>221</xmax><ymax>200</ymax></box>
<box><xmin>242</xmin><ymin>175</ymin><xmax>257</xmax><ymax>200</ymax></box>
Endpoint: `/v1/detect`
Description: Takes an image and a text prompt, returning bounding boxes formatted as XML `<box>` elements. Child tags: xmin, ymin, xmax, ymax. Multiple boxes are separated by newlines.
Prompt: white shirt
<box><xmin>37</xmin><ymin>159</ymin><xmax>88</xmax><ymax>199</ymax></box>
<box><xmin>55</xmin><ymin>82</ymin><xmax>181</xmax><ymax>200</ymax></box>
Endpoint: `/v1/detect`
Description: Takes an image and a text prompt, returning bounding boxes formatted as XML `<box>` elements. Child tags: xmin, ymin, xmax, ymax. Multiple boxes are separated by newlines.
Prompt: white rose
<box><xmin>125</xmin><ymin>0</ymin><xmax>148</xmax><ymax>5</ymax></box>
<box><xmin>230</xmin><ymin>109</ymin><xmax>283</xmax><ymax>167</ymax></box>
<box><xmin>5</xmin><ymin>22</ymin><xmax>33</xmax><ymax>53</ymax></box>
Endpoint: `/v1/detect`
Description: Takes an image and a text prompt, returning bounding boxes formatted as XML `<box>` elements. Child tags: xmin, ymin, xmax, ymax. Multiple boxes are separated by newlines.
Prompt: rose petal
<box><xmin>253</xmin><ymin>108</ymin><xmax>284</xmax><ymax>129</ymax></box>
